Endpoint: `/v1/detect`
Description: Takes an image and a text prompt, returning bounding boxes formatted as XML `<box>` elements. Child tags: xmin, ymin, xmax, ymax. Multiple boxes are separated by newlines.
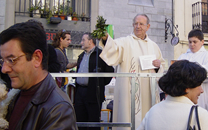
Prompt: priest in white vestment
<box><xmin>178</xmin><ymin>29</ymin><xmax>208</xmax><ymax>111</ymax></box>
<box><xmin>99</xmin><ymin>14</ymin><xmax>165</xmax><ymax>130</ymax></box>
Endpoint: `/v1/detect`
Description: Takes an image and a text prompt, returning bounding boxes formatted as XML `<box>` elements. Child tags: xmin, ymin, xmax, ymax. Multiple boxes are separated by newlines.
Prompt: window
<box><xmin>128</xmin><ymin>0</ymin><xmax>154</xmax><ymax>6</ymax></box>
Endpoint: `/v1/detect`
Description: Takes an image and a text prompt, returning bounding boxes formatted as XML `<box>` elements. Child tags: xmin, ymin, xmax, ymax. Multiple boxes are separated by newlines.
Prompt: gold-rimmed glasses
<box><xmin>0</xmin><ymin>54</ymin><xmax>26</xmax><ymax>67</ymax></box>
<box><xmin>133</xmin><ymin>22</ymin><xmax>148</xmax><ymax>27</ymax></box>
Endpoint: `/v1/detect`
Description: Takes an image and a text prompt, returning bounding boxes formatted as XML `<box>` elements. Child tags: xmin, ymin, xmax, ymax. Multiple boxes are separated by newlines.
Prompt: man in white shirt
<box><xmin>178</xmin><ymin>29</ymin><xmax>208</xmax><ymax>110</ymax></box>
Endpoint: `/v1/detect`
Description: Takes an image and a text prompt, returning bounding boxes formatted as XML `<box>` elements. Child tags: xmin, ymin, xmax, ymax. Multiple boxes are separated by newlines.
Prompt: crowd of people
<box><xmin>0</xmin><ymin>13</ymin><xmax>208</xmax><ymax>130</ymax></box>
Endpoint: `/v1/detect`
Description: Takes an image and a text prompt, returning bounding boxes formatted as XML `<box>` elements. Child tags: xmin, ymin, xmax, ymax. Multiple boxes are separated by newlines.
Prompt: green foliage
<box><xmin>46</xmin><ymin>10</ymin><xmax>53</xmax><ymax>24</ymax></box>
<box><xmin>72</xmin><ymin>12</ymin><xmax>78</xmax><ymax>17</ymax></box>
<box><xmin>58</xmin><ymin>4</ymin><xmax>72</xmax><ymax>15</ymax></box>
<box><xmin>68</xmin><ymin>7</ymin><xmax>73</xmax><ymax>15</ymax></box>
<box><xmin>81</xmin><ymin>13</ymin><xmax>85</xmax><ymax>17</ymax></box>
<box><xmin>52</xmin><ymin>5</ymin><xmax>72</xmax><ymax>16</ymax></box>
<box><xmin>92</xmin><ymin>16</ymin><xmax>108</xmax><ymax>39</ymax></box>
<box><xmin>28</xmin><ymin>5</ymin><xmax>39</xmax><ymax>12</ymax></box>
<box><xmin>40</xmin><ymin>8</ymin><xmax>50</xmax><ymax>14</ymax></box>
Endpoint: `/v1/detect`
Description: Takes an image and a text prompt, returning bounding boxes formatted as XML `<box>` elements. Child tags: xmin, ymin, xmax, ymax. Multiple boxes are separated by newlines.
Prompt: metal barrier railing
<box><xmin>51</xmin><ymin>73</ymin><xmax>164</xmax><ymax>130</ymax></box>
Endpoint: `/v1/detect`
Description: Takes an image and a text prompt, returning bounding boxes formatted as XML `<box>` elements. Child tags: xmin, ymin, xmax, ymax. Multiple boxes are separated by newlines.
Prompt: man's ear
<box><xmin>146</xmin><ymin>24</ymin><xmax>150</xmax><ymax>31</ymax></box>
<box><xmin>185</xmin><ymin>88</ymin><xmax>190</xmax><ymax>93</ymax></box>
<box><xmin>202</xmin><ymin>39</ymin><xmax>204</xmax><ymax>45</ymax></box>
<box><xmin>32</xmin><ymin>49</ymin><xmax>43</xmax><ymax>68</ymax></box>
<box><xmin>90</xmin><ymin>39</ymin><xmax>94</xmax><ymax>45</ymax></box>
<box><xmin>60</xmin><ymin>37</ymin><xmax>63</xmax><ymax>42</ymax></box>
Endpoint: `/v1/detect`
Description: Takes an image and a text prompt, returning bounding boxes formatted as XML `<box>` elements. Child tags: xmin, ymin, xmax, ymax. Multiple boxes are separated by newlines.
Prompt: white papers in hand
<box><xmin>139</xmin><ymin>55</ymin><xmax>157</xmax><ymax>70</ymax></box>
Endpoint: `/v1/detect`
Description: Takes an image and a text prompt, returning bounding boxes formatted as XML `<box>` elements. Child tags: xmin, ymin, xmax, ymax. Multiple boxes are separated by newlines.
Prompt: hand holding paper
<box><xmin>140</xmin><ymin>55</ymin><xmax>158</xmax><ymax>70</ymax></box>
<box><xmin>152</xmin><ymin>59</ymin><xmax>161</xmax><ymax>68</ymax></box>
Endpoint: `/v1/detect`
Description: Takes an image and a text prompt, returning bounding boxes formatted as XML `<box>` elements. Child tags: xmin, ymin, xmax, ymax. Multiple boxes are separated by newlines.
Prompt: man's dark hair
<box><xmin>84</xmin><ymin>32</ymin><xmax>96</xmax><ymax>45</ymax></box>
<box><xmin>188</xmin><ymin>29</ymin><xmax>204</xmax><ymax>41</ymax></box>
<box><xmin>27</xmin><ymin>19</ymin><xmax>44</xmax><ymax>30</ymax></box>
<box><xmin>0</xmin><ymin>22</ymin><xmax>48</xmax><ymax>70</ymax></box>
<box><xmin>52</xmin><ymin>29</ymin><xmax>71</xmax><ymax>48</ymax></box>
<box><xmin>159</xmin><ymin>60</ymin><xmax>207</xmax><ymax>97</ymax></box>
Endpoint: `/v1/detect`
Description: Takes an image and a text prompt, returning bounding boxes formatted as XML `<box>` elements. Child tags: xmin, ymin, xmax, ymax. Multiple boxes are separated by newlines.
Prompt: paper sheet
<box><xmin>139</xmin><ymin>55</ymin><xmax>157</xmax><ymax>70</ymax></box>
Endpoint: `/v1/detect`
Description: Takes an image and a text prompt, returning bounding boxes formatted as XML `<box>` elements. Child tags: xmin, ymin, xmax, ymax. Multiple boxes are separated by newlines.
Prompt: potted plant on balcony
<box><xmin>28</xmin><ymin>5</ymin><xmax>39</xmax><ymax>17</ymax></box>
<box><xmin>28</xmin><ymin>7</ymin><xmax>34</xmax><ymax>17</ymax></box>
<box><xmin>46</xmin><ymin>11</ymin><xmax>53</xmax><ymax>24</ymax></box>
<box><xmin>46</xmin><ymin>10</ymin><xmax>62</xmax><ymax>24</ymax></box>
<box><xmin>80</xmin><ymin>13</ymin><xmax>86</xmax><ymax>21</ymax></box>
<box><xmin>59</xmin><ymin>10</ymin><xmax>66</xmax><ymax>20</ymax></box>
<box><xmin>66</xmin><ymin>7</ymin><xmax>73</xmax><ymax>21</ymax></box>
<box><xmin>69</xmin><ymin>7</ymin><xmax>73</xmax><ymax>16</ymax></box>
<box><xmin>40</xmin><ymin>8</ymin><xmax>50</xmax><ymax>18</ymax></box>
<box><xmin>51</xmin><ymin>6</ymin><xmax>58</xmax><ymax>17</ymax></box>
<box><xmin>57</xmin><ymin>4</ymin><xmax>67</xmax><ymax>20</ymax></box>
<box><xmin>72</xmin><ymin>12</ymin><xmax>78</xmax><ymax>21</ymax></box>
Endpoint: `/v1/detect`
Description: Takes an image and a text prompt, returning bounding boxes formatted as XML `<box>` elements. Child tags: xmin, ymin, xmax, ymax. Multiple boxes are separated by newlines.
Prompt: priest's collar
<box><xmin>131</xmin><ymin>33</ymin><xmax>148</xmax><ymax>42</ymax></box>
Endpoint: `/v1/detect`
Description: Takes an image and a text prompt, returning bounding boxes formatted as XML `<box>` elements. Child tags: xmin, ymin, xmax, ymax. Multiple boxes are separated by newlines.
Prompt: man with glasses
<box><xmin>0</xmin><ymin>22</ymin><xmax>78</xmax><ymax>129</ymax></box>
<box><xmin>99</xmin><ymin>14</ymin><xmax>165</xmax><ymax>130</ymax></box>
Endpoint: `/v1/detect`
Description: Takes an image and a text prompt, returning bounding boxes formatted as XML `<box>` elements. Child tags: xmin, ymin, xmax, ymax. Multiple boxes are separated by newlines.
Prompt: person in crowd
<box><xmin>137</xmin><ymin>60</ymin><xmax>208</xmax><ymax>130</ymax></box>
<box><xmin>99</xmin><ymin>13</ymin><xmax>165</xmax><ymax>129</ymax></box>
<box><xmin>178</xmin><ymin>29</ymin><xmax>208</xmax><ymax>111</ymax></box>
<box><xmin>52</xmin><ymin>29</ymin><xmax>77</xmax><ymax>89</ymax></box>
<box><xmin>107</xmin><ymin>100</ymin><xmax>113</xmax><ymax>123</ymax></box>
<box><xmin>0</xmin><ymin>22</ymin><xmax>78</xmax><ymax>129</ymax></box>
<box><xmin>27</xmin><ymin>19</ymin><xmax>61</xmax><ymax>73</ymax></box>
<box><xmin>75</xmin><ymin>33</ymin><xmax>114</xmax><ymax>130</ymax></box>
<box><xmin>47</xmin><ymin>44</ymin><xmax>61</xmax><ymax>72</ymax></box>
<box><xmin>107</xmin><ymin>100</ymin><xmax>113</xmax><ymax>129</ymax></box>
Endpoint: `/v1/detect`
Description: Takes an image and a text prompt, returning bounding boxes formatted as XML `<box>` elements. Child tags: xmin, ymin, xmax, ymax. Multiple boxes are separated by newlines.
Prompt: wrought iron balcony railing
<box><xmin>15</xmin><ymin>0</ymin><xmax>91</xmax><ymax>22</ymax></box>
<box><xmin>192</xmin><ymin>2</ymin><xmax>208</xmax><ymax>33</ymax></box>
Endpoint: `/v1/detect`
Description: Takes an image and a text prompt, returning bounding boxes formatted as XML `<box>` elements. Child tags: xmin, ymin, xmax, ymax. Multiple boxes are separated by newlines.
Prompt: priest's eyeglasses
<box><xmin>0</xmin><ymin>54</ymin><xmax>26</xmax><ymax>67</ymax></box>
<box><xmin>133</xmin><ymin>22</ymin><xmax>148</xmax><ymax>27</ymax></box>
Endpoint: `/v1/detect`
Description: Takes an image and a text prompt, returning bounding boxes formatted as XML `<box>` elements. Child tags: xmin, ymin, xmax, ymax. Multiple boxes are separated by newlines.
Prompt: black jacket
<box><xmin>48</xmin><ymin>44</ymin><xmax>61</xmax><ymax>73</ymax></box>
<box><xmin>76</xmin><ymin>47</ymin><xmax>114</xmax><ymax>103</ymax></box>
<box><xmin>6</xmin><ymin>74</ymin><xmax>78</xmax><ymax>130</ymax></box>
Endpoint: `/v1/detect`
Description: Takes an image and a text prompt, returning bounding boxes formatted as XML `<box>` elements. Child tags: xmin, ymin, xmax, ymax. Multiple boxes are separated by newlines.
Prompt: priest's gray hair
<box><xmin>133</xmin><ymin>14</ymin><xmax>150</xmax><ymax>25</ymax></box>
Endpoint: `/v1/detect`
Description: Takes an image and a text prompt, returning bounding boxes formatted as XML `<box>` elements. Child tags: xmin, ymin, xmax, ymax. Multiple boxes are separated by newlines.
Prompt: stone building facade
<box><xmin>98</xmin><ymin>0</ymin><xmax>173</xmax><ymax>69</ymax></box>
<box><xmin>0</xmin><ymin>0</ymin><xmax>6</xmax><ymax>31</ymax></box>
<box><xmin>0</xmin><ymin>0</ymin><xmax>175</xmax><ymax>70</ymax></box>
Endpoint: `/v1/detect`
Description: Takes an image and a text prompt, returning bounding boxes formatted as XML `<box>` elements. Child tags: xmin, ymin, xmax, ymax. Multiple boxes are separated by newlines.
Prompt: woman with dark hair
<box><xmin>137</xmin><ymin>60</ymin><xmax>208</xmax><ymax>130</ymax></box>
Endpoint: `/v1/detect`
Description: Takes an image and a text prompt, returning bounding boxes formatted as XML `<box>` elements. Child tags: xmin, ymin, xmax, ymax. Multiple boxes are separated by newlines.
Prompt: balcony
<box><xmin>192</xmin><ymin>2</ymin><xmax>208</xmax><ymax>33</ymax></box>
<box><xmin>15</xmin><ymin>0</ymin><xmax>91</xmax><ymax>45</ymax></box>
<box><xmin>15</xmin><ymin>0</ymin><xmax>91</xmax><ymax>22</ymax></box>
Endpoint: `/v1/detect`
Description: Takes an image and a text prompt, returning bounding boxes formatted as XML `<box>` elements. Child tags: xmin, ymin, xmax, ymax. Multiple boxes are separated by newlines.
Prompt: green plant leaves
<box><xmin>92</xmin><ymin>16</ymin><xmax>108</xmax><ymax>39</ymax></box>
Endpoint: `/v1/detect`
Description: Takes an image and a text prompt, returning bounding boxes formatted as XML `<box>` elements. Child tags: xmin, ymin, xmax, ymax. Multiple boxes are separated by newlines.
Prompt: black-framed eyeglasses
<box><xmin>0</xmin><ymin>54</ymin><xmax>26</xmax><ymax>67</ymax></box>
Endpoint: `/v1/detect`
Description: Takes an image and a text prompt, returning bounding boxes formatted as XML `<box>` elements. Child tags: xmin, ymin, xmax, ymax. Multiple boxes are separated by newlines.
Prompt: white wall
<box><xmin>5</xmin><ymin>0</ymin><xmax>15</xmax><ymax>29</ymax></box>
<box><xmin>174</xmin><ymin>0</ymin><xmax>200</xmax><ymax>59</ymax></box>
<box><xmin>0</xmin><ymin>0</ymin><xmax>6</xmax><ymax>32</ymax></box>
